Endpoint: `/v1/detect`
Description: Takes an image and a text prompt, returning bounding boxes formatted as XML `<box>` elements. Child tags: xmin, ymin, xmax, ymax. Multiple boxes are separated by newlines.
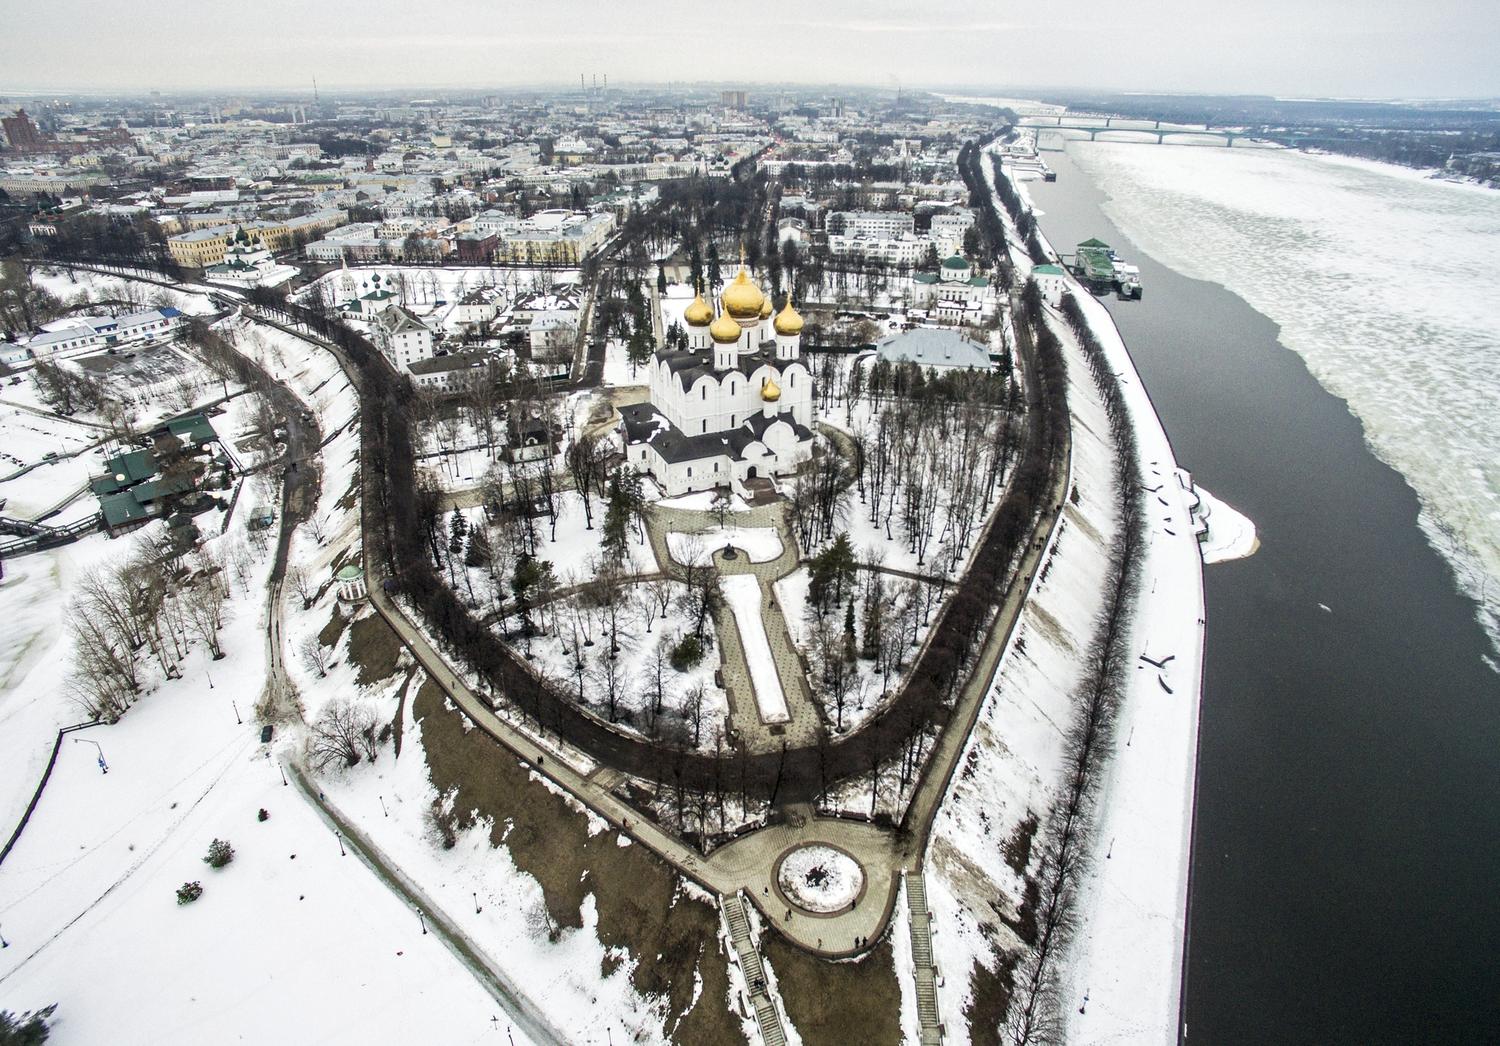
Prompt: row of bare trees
<box><xmin>67</xmin><ymin>539</ymin><xmax>236</xmax><ymax>722</ymax></box>
<box><xmin>1004</xmin><ymin>287</ymin><xmax>1149</xmax><ymax>1044</ymax></box>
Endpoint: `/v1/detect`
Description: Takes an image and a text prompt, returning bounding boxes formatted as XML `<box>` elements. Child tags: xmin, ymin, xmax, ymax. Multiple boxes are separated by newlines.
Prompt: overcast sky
<box><xmin>4</xmin><ymin>0</ymin><xmax>1498</xmax><ymax>99</ymax></box>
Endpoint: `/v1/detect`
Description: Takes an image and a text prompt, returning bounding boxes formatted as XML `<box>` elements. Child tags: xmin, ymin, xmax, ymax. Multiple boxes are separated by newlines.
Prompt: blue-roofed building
<box><xmin>876</xmin><ymin>328</ymin><xmax>993</xmax><ymax>372</ymax></box>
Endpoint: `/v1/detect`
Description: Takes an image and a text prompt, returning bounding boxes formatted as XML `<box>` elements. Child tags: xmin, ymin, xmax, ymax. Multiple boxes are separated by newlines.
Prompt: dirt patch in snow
<box><xmin>763</xmin><ymin>929</ymin><xmax>900</xmax><ymax>1045</ymax></box>
<box><xmin>346</xmin><ymin>611</ymin><xmax>404</xmax><ymax>686</ymax></box>
<box><xmin>963</xmin><ymin>952</ymin><xmax>1019</xmax><ymax>1046</ymax></box>
<box><xmin>1003</xmin><ymin>811</ymin><xmax>1040</xmax><ymax>877</ymax></box>
<box><xmin>319</xmin><ymin>604</ymin><xmax>350</xmax><ymax>648</ymax></box>
<box><xmin>412</xmin><ymin>678</ymin><xmax>743</xmax><ymax>1045</ymax></box>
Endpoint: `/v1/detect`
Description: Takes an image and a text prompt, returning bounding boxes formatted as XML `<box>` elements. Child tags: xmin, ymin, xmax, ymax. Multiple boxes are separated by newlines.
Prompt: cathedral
<box><xmin>619</xmin><ymin>266</ymin><xmax>815</xmax><ymax>497</ymax></box>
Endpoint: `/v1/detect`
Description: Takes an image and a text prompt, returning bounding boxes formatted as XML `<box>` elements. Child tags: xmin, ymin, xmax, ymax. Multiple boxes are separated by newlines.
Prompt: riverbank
<box><xmin>1030</xmin><ymin>141</ymin><xmax>1500</xmax><ymax>1043</ymax></box>
<box><xmin>979</xmin><ymin>144</ymin><xmax>1211</xmax><ymax>1041</ymax></box>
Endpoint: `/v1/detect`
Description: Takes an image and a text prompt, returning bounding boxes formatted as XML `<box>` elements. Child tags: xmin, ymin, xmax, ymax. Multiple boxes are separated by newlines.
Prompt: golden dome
<box><xmin>773</xmin><ymin>300</ymin><xmax>804</xmax><ymax>336</ymax></box>
<box><xmin>759</xmin><ymin>296</ymin><xmax>774</xmax><ymax>320</ymax></box>
<box><xmin>761</xmin><ymin>375</ymin><xmax>782</xmax><ymax>402</ymax></box>
<box><xmin>683</xmin><ymin>293</ymin><xmax>712</xmax><ymax>327</ymax></box>
<box><xmin>710</xmin><ymin>309</ymin><xmax>743</xmax><ymax>344</ymax></box>
<box><xmin>720</xmin><ymin>267</ymin><xmax>765</xmax><ymax>320</ymax></box>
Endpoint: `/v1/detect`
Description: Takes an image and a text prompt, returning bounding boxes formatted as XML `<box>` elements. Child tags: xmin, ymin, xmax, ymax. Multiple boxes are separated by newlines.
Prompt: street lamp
<box><xmin>0</xmin><ymin>923</ymin><xmax>9</xmax><ymax>948</ymax></box>
<box><xmin>379</xmin><ymin>794</ymin><xmax>388</xmax><ymax>818</ymax></box>
<box><xmin>473</xmin><ymin>891</ymin><xmax>481</xmax><ymax>914</ymax></box>
<box><xmin>74</xmin><ymin>738</ymin><xmax>108</xmax><ymax>774</ymax></box>
<box><xmin>417</xmin><ymin>908</ymin><xmax>428</xmax><ymax>935</ymax></box>
<box><xmin>335</xmin><ymin>829</ymin><xmax>345</xmax><ymax>857</ymax></box>
<box><xmin>231</xmin><ymin>698</ymin><xmax>240</xmax><ymax>724</ymax></box>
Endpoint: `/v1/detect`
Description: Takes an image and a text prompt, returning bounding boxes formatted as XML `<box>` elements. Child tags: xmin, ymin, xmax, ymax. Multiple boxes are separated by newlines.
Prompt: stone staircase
<box><xmin>722</xmin><ymin>893</ymin><xmax>788</xmax><ymax>1046</ymax></box>
<box><xmin>907</xmin><ymin>871</ymin><xmax>944</xmax><ymax>1045</ymax></box>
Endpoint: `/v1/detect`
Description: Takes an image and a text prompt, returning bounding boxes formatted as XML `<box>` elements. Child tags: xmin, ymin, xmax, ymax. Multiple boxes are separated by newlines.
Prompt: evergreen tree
<box><xmin>601</xmin><ymin>471</ymin><xmax>631</xmax><ymax>564</ymax></box>
<box><xmin>464</xmin><ymin>526</ymin><xmax>492</xmax><ymax>569</ymax></box>
<box><xmin>0</xmin><ymin>1005</ymin><xmax>57</xmax><ymax>1046</ymax></box>
<box><xmin>707</xmin><ymin>241</ymin><xmax>722</xmax><ymax>288</ymax></box>
<box><xmin>203</xmin><ymin>838</ymin><xmax>235</xmax><ymax>869</ymax></box>
<box><xmin>689</xmin><ymin>244</ymin><xmax>704</xmax><ymax>295</ymax></box>
<box><xmin>448</xmin><ymin>510</ymin><xmax>467</xmax><ymax>556</ymax></box>
<box><xmin>656</xmin><ymin>263</ymin><xmax>667</xmax><ymax>295</ymax></box>
<box><xmin>809</xmin><ymin>534</ymin><xmax>858</xmax><ymax>611</ymax></box>
<box><xmin>626</xmin><ymin>322</ymin><xmax>654</xmax><ymax>374</ymax></box>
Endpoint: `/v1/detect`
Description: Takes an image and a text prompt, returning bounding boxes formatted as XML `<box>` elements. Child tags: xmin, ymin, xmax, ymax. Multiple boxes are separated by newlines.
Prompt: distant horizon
<box><xmin>7</xmin><ymin>0</ymin><xmax>1500</xmax><ymax>100</ymax></box>
<box><xmin>2</xmin><ymin>82</ymin><xmax>1498</xmax><ymax>107</ymax></box>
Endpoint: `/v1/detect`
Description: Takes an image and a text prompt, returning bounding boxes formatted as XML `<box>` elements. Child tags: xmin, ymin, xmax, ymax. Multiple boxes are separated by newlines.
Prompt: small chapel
<box><xmin>619</xmin><ymin>266</ymin><xmax>815</xmax><ymax>497</ymax></box>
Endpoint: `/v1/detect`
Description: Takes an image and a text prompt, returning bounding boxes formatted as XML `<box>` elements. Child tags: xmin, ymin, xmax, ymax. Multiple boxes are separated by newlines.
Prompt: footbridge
<box><xmin>1022</xmin><ymin>115</ymin><xmax>1304</xmax><ymax>147</ymax></box>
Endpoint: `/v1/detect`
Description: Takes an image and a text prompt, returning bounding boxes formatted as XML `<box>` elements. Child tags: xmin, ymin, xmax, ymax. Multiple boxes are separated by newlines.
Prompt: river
<box><xmin>1027</xmin><ymin>145</ymin><xmax>1500</xmax><ymax>1043</ymax></box>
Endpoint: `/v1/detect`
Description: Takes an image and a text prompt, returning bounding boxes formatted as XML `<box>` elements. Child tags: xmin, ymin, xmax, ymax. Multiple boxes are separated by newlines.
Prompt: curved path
<box><xmin>56</xmin><ymin>256</ymin><xmax>1070</xmax><ymax>960</ymax></box>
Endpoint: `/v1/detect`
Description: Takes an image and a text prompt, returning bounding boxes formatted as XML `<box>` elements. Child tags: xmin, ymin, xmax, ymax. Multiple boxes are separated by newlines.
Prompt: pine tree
<box><xmin>0</xmin><ymin>1004</ymin><xmax>57</xmax><ymax>1045</ymax></box>
<box><xmin>203</xmin><ymin>838</ymin><xmax>234</xmax><ymax>868</ymax></box>
<box><xmin>689</xmin><ymin>244</ymin><xmax>704</xmax><ymax>295</ymax></box>
<box><xmin>601</xmin><ymin>471</ymin><xmax>630</xmax><ymax>564</ymax></box>
<box><xmin>626</xmin><ymin>322</ymin><xmax>654</xmax><ymax>374</ymax></box>
<box><xmin>448</xmin><ymin>510</ymin><xmax>467</xmax><ymax>556</ymax></box>
<box><xmin>464</xmin><ymin>526</ymin><xmax>492</xmax><ymax>569</ymax></box>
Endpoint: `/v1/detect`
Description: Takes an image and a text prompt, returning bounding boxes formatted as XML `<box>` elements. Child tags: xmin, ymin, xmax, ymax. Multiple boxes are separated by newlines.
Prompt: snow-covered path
<box><xmin>721</xmin><ymin>574</ymin><xmax>790</xmax><ymax>724</ymax></box>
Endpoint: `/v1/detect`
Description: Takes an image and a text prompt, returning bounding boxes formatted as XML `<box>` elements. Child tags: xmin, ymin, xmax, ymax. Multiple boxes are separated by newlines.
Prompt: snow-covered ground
<box><xmin>1198</xmin><ymin>485</ymin><xmax>1259</xmax><ymax>564</ymax></box>
<box><xmin>925</xmin><ymin>305</ymin><xmax>1123</xmax><ymax>1032</ymax></box>
<box><xmin>0</xmin><ymin>532</ymin><xmax>129</xmax><ymax>833</ymax></box>
<box><xmin>1070</xmin><ymin>141</ymin><xmax>1500</xmax><ymax>657</ymax></box>
<box><xmin>496</xmin><ymin>576</ymin><xmax>728</xmax><ymax>749</ymax></box>
<box><xmin>668</xmin><ymin>526</ymin><xmax>781</xmax><ymax>565</ymax></box>
<box><xmin>0</xmin><ymin>521</ymin><xmax>517</xmax><ymax>1045</ymax></box>
<box><xmin>720</xmin><ymin>575</ymin><xmax>788</xmax><ymax>724</ymax></box>
<box><xmin>1044</xmin><ymin>287</ymin><xmax>1207</xmax><ymax>1043</ymax></box>
<box><xmin>777</xmin><ymin>845</ymin><xmax>863</xmax><ymax>913</ymax></box>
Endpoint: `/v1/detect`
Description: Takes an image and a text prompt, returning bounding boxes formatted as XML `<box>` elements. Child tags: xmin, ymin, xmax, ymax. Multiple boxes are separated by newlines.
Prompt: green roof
<box><xmin>132</xmin><ymin>473</ymin><xmax>194</xmax><ymax>503</ymax></box>
<box><xmin>1033</xmin><ymin>264</ymin><xmax>1065</xmax><ymax>275</ymax></box>
<box><xmin>166</xmin><ymin>413</ymin><xmax>216</xmax><ymax>447</ymax></box>
<box><xmin>100</xmin><ymin>490</ymin><xmax>150</xmax><ymax>528</ymax></box>
<box><xmin>940</xmin><ymin>254</ymin><xmax>969</xmax><ymax>270</ymax></box>
<box><xmin>336</xmin><ymin>564</ymin><xmax>365</xmax><ymax>581</ymax></box>
<box><xmin>1078</xmin><ymin>238</ymin><xmax>1111</xmax><ymax>249</ymax></box>
<box><xmin>90</xmin><ymin>449</ymin><xmax>157</xmax><ymax>495</ymax></box>
<box><xmin>913</xmin><ymin>272</ymin><xmax>939</xmax><ymax>284</ymax></box>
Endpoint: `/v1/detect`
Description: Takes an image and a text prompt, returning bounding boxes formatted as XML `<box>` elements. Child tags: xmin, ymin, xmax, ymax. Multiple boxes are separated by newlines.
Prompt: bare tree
<box><xmin>287</xmin><ymin>563</ymin><xmax>315</xmax><ymax>609</ymax></box>
<box><xmin>309</xmin><ymin>698</ymin><xmax>379</xmax><ymax>771</ymax></box>
<box><xmin>300</xmin><ymin>634</ymin><xmax>330</xmax><ymax>677</ymax></box>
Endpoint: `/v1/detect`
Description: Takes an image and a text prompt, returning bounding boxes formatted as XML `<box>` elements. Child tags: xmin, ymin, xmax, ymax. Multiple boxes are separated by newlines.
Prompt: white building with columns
<box><xmin>619</xmin><ymin>267</ymin><xmax>814</xmax><ymax>497</ymax></box>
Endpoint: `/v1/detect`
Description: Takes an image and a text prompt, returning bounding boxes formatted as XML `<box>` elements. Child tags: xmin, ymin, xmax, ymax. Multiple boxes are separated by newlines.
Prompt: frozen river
<box><xmin>1029</xmin><ymin>143</ymin><xmax>1500</xmax><ymax>1043</ymax></box>
<box><xmin>1069</xmin><ymin>143</ymin><xmax>1500</xmax><ymax>657</ymax></box>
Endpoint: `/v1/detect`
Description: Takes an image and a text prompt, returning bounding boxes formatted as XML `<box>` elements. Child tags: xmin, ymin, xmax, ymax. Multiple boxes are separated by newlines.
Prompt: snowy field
<box><xmin>1070</xmin><ymin>142</ymin><xmax>1500</xmax><ymax>657</ymax></box>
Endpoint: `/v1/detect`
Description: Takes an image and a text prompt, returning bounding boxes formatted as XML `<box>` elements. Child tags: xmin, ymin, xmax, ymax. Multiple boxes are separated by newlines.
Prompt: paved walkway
<box><xmin>647</xmin><ymin>502</ymin><xmax>823</xmax><ymax>753</ymax></box>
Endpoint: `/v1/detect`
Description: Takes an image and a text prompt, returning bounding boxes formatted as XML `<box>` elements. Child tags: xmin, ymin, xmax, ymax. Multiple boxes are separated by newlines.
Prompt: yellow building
<box><xmin>168</xmin><ymin>226</ymin><xmax>235</xmax><ymax>267</ymax></box>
